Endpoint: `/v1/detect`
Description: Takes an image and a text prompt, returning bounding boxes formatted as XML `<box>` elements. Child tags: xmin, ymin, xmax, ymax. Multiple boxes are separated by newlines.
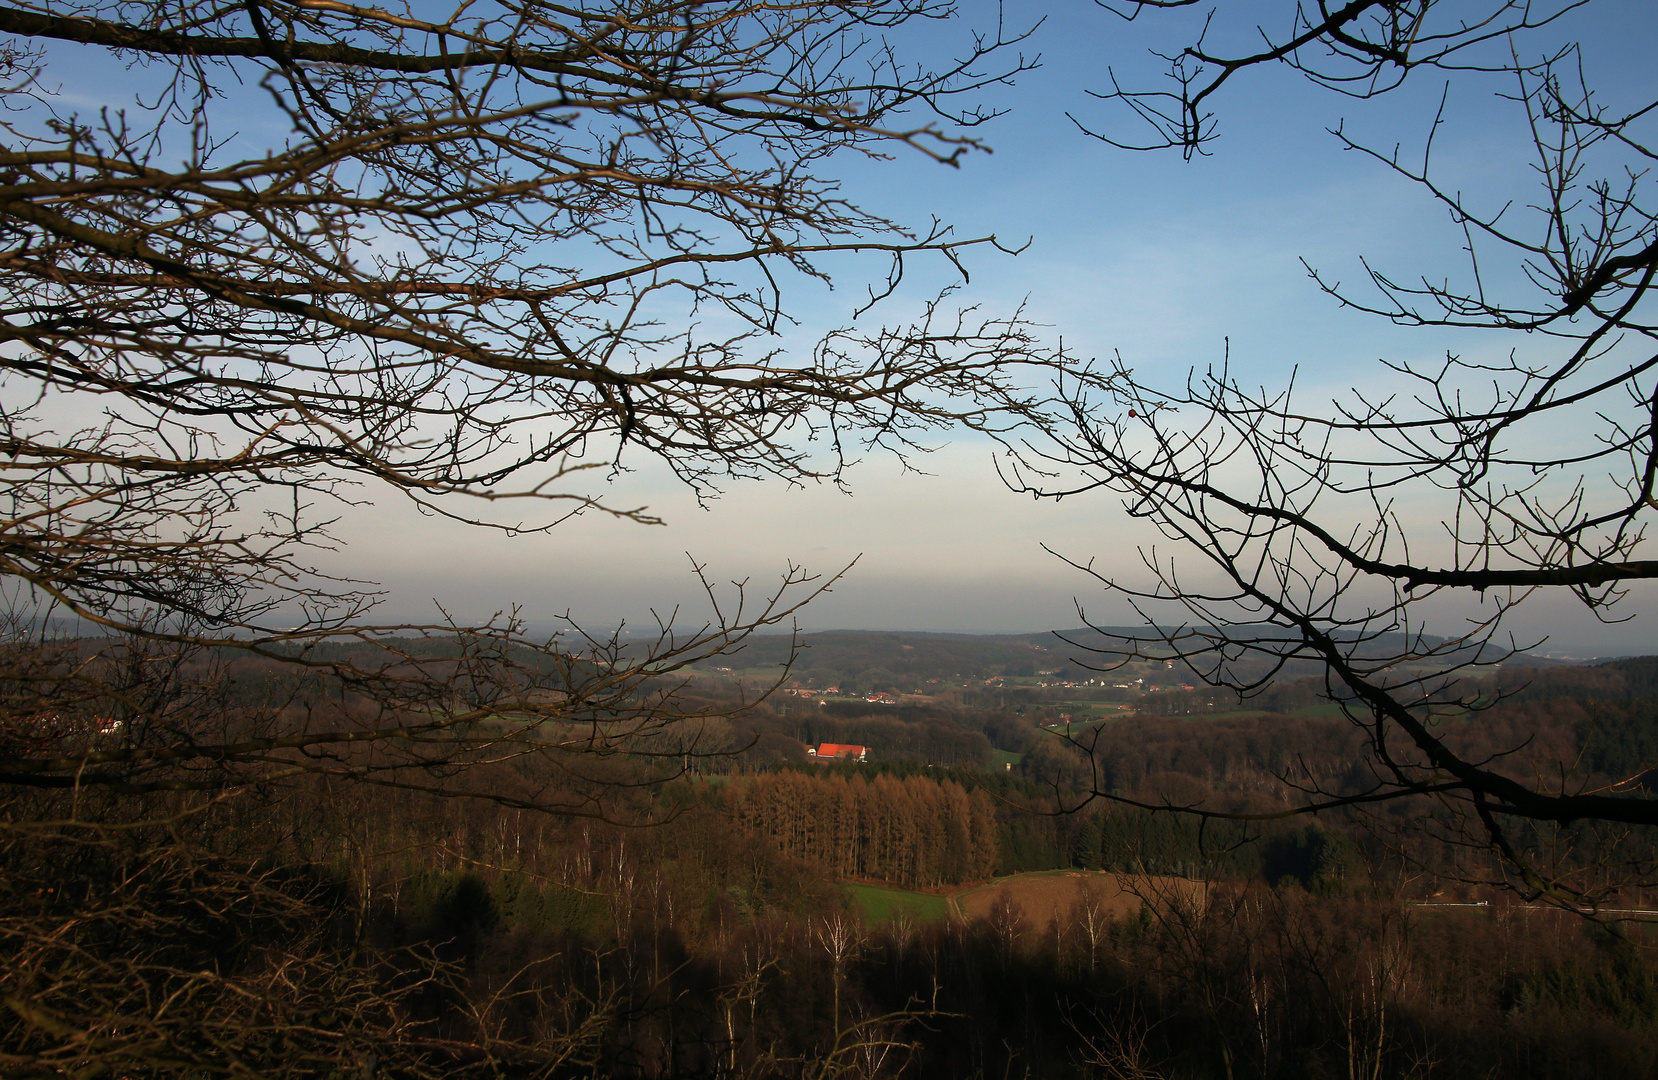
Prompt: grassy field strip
<box><xmin>846</xmin><ymin>870</ymin><xmax>1196</xmax><ymax>926</ymax></box>
<box><xmin>844</xmin><ymin>883</ymin><xmax>951</xmax><ymax>924</ymax></box>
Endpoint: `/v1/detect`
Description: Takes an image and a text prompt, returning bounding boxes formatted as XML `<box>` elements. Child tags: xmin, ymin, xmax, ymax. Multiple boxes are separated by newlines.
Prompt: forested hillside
<box><xmin>10</xmin><ymin>637</ymin><xmax>1658</xmax><ymax>1078</ymax></box>
<box><xmin>728</xmin><ymin>772</ymin><xmax>998</xmax><ymax>887</ymax></box>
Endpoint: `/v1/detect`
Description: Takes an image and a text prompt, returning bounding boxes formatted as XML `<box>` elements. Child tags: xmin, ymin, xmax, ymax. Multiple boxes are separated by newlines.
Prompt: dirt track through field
<box><xmin>954</xmin><ymin>872</ymin><xmax>1204</xmax><ymax>924</ymax></box>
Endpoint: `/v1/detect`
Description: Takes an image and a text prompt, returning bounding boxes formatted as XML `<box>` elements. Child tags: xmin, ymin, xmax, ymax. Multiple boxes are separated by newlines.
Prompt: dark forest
<box><xmin>10</xmin><ymin>634</ymin><xmax>1658</xmax><ymax>1078</ymax></box>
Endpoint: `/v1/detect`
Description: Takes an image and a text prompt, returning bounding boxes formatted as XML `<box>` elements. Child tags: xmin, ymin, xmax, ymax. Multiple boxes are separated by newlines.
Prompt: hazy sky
<box><xmin>65</xmin><ymin>1</ymin><xmax>1658</xmax><ymax>653</ymax></box>
<box><xmin>328</xmin><ymin>0</ymin><xmax>1658</xmax><ymax>653</ymax></box>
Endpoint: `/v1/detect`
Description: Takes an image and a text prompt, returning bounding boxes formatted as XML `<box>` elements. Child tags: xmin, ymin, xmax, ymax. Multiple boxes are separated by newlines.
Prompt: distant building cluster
<box><xmin>778</xmin><ymin>685</ymin><xmax>897</xmax><ymax>703</ymax></box>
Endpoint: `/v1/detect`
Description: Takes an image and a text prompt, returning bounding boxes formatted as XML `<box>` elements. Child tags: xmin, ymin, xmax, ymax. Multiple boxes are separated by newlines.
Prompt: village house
<box><xmin>808</xmin><ymin>743</ymin><xmax>868</xmax><ymax>762</ymax></box>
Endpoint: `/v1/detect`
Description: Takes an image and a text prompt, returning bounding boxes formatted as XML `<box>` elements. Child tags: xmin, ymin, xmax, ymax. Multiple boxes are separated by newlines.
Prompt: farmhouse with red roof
<box><xmin>808</xmin><ymin>742</ymin><xmax>868</xmax><ymax>762</ymax></box>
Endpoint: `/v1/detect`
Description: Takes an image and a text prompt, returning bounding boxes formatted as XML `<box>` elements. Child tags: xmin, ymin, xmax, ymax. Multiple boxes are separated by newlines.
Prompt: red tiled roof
<box><xmin>813</xmin><ymin>742</ymin><xmax>867</xmax><ymax>759</ymax></box>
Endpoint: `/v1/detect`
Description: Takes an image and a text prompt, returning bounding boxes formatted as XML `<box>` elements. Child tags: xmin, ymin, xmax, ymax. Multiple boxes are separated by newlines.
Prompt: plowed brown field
<box><xmin>954</xmin><ymin>871</ymin><xmax>1204</xmax><ymax>924</ymax></box>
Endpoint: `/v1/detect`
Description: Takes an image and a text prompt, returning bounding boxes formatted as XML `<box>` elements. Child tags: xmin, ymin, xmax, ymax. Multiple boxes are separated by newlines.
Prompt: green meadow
<box><xmin>844</xmin><ymin>883</ymin><xmax>950</xmax><ymax>924</ymax></box>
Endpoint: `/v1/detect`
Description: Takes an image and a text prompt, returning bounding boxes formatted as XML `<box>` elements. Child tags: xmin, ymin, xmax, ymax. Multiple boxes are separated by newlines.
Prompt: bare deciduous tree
<box><xmin>0</xmin><ymin>5</ymin><xmax>1095</xmax><ymax>1071</ymax></box>
<box><xmin>0</xmin><ymin>0</ymin><xmax>1104</xmax><ymax>801</ymax></box>
<box><xmin>1012</xmin><ymin>1</ymin><xmax>1658</xmax><ymax>903</ymax></box>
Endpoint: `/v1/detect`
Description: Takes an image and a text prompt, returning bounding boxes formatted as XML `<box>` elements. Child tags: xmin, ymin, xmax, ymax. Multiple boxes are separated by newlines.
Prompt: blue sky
<box><xmin>58</xmin><ymin>1</ymin><xmax>1656</xmax><ymax>652</ymax></box>
<box><xmin>320</xmin><ymin>1</ymin><xmax>1658</xmax><ymax>656</ymax></box>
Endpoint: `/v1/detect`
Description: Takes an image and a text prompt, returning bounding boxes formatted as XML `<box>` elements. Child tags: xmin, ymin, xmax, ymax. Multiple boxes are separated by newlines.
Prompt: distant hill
<box><xmin>696</xmin><ymin>625</ymin><xmax>1566</xmax><ymax>686</ymax></box>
